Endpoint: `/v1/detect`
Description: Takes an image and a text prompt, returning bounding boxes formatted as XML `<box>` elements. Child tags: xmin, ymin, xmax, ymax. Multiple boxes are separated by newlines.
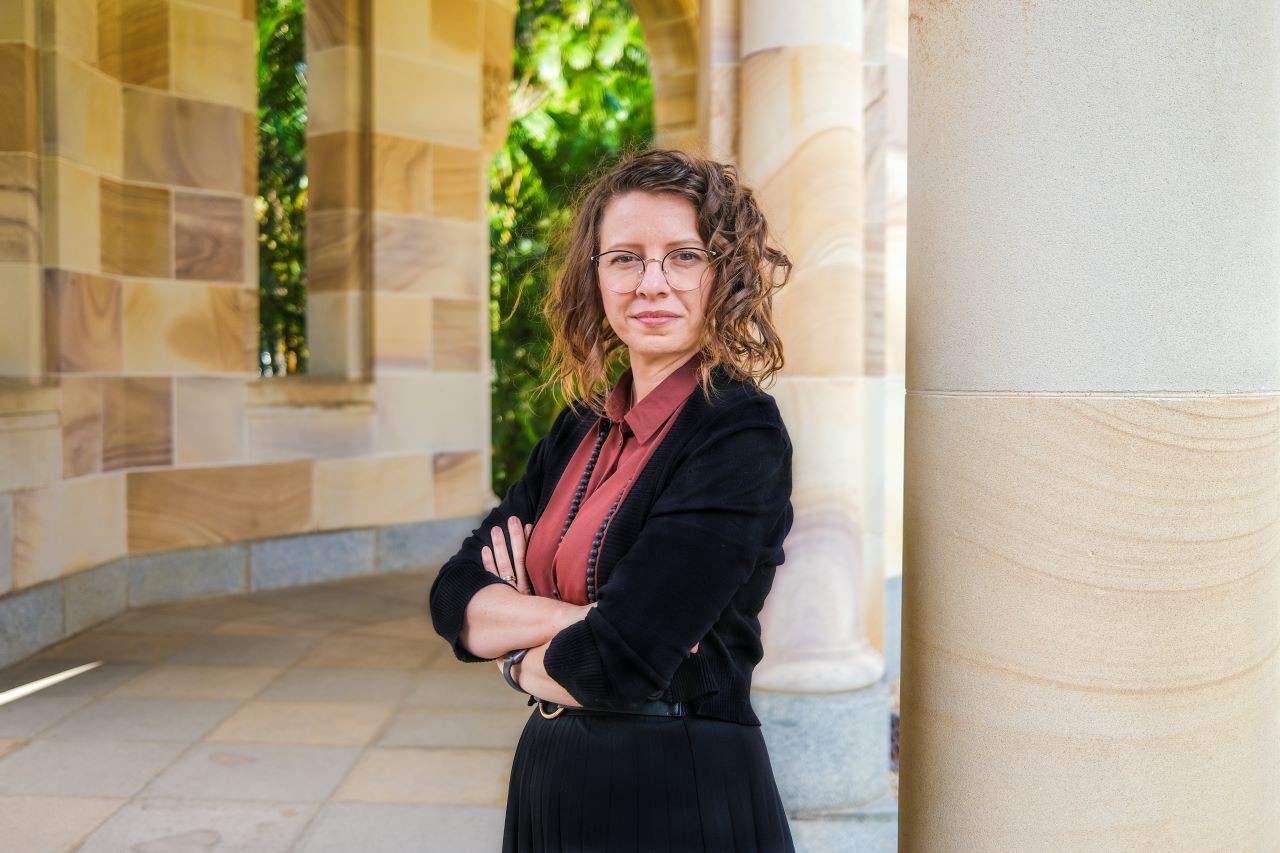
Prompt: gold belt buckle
<box><xmin>537</xmin><ymin>700</ymin><xmax>565</xmax><ymax>719</ymax></box>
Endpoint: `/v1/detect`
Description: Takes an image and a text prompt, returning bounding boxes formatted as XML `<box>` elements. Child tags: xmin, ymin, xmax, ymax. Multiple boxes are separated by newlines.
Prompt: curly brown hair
<box><xmin>534</xmin><ymin>148</ymin><xmax>792</xmax><ymax>416</ymax></box>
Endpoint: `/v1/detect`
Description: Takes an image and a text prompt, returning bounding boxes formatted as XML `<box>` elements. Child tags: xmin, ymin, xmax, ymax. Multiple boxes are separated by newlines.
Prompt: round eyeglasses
<box><xmin>591</xmin><ymin>247</ymin><xmax>719</xmax><ymax>293</ymax></box>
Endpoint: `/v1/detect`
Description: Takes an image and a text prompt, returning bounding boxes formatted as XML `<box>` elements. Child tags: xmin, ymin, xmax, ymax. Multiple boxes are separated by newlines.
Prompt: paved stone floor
<box><xmin>0</xmin><ymin>571</ymin><xmax>523</xmax><ymax>852</ymax></box>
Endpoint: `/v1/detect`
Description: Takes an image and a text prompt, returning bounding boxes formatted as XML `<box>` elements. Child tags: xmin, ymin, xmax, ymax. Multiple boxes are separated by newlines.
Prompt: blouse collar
<box><xmin>604</xmin><ymin>352</ymin><xmax>703</xmax><ymax>444</ymax></box>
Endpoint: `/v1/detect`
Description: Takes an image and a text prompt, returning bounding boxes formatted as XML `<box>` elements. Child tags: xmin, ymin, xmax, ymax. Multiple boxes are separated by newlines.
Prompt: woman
<box><xmin>428</xmin><ymin>148</ymin><xmax>795</xmax><ymax>852</ymax></box>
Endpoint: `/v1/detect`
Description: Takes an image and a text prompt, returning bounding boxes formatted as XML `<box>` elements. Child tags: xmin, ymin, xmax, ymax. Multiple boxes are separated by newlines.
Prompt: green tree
<box><xmin>256</xmin><ymin>0</ymin><xmax>308</xmax><ymax>376</ymax></box>
<box><xmin>490</xmin><ymin>0</ymin><xmax>654</xmax><ymax>496</ymax></box>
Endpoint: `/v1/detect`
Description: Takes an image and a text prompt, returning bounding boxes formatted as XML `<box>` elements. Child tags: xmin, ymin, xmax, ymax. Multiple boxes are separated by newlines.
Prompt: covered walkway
<box><xmin>0</xmin><ymin>572</ymin><xmax>521</xmax><ymax>851</ymax></box>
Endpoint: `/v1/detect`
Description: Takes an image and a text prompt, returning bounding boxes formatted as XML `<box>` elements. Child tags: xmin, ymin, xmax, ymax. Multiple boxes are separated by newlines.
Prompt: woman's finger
<box><xmin>489</xmin><ymin>524</ymin><xmax>515</xmax><ymax>581</ymax></box>
<box><xmin>508</xmin><ymin>516</ymin><xmax>531</xmax><ymax>594</ymax></box>
<box><xmin>480</xmin><ymin>545</ymin><xmax>497</xmax><ymax>576</ymax></box>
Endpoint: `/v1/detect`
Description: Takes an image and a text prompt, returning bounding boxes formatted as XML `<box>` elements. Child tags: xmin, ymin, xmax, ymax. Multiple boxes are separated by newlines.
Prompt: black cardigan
<box><xmin>427</xmin><ymin>365</ymin><xmax>794</xmax><ymax>726</ymax></box>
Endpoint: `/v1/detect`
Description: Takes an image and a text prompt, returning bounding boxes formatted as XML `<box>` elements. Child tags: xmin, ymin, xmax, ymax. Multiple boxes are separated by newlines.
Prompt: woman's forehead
<box><xmin>598</xmin><ymin>191</ymin><xmax>700</xmax><ymax>244</ymax></box>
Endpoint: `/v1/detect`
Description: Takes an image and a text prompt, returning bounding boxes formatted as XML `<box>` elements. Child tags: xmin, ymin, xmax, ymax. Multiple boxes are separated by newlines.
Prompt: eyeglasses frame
<box><xmin>590</xmin><ymin>247</ymin><xmax>721</xmax><ymax>293</ymax></box>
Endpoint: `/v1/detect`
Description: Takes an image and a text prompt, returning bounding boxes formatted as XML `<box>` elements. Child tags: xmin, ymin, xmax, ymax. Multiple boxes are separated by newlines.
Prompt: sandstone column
<box><xmin>740</xmin><ymin>0</ymin><xmax>894</xmax><ymax>842</ymax></box>
<box><xmin>901</xmin><ymin>1</ymin><xmax>1280</xmax><ymax>850</ymax></box>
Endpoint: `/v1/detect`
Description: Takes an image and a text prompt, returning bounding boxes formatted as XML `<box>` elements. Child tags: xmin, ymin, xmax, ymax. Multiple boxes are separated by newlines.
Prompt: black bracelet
<box><xmin>502</xmin><ymin>648</ymin><xmax>529</xmax><ymax>694</ymax></box>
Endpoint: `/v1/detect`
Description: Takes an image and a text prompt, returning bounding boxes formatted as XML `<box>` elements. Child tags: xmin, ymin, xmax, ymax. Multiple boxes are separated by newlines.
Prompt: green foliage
<box><xmin>490</xmin><ymin>0</ymin><xmax>654</xmax><ymax>496</ymax></box>
<box><xmin>256</xmin><ymin>0</ymin><xmax>308</xmax><ymax>376</ymax></box>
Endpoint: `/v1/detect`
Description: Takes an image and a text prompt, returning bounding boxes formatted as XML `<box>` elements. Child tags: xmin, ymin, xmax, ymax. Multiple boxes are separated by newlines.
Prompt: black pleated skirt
<box><xmin>502</xmin><ymin>707</ymin><xmax>795</xmax><ymax>852</ymax></box>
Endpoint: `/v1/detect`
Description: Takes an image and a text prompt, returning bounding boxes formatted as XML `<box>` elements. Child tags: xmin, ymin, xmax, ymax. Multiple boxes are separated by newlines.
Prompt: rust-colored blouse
<box><xmin>525</xmin><ymin>352</ymin><xmax>703</xmax><ymax>604</ymax></box>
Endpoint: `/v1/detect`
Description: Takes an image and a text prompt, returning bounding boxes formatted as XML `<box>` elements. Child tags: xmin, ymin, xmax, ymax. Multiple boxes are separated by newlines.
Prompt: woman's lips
<box><xmin>633</xmin><ymin>315</ymin><xmax>678</xmax><ymax>328</ymax></box>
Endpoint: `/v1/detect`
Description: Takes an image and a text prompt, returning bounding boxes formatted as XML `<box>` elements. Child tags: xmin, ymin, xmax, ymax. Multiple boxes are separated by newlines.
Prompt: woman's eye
<box><xmin>673</xmin><ymin>251</ymin><xmax>700</xmax><ymax>262</ymax></box>
<box><xmin>609</xmin><ymin>254</ymin><xmax>641</xmax><ymax>267</ymax></box>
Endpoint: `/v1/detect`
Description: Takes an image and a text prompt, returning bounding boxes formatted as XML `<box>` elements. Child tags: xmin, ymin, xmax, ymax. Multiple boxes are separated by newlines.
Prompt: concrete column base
<box><xmin>788</xmin><ymin>793</ymin><xmax>899</xmax><ymax>853</ymax></box>
<box><xmin>755</xmin><ymin>677</ymin><xmax>891</xmax><ymax>813</ymax></box>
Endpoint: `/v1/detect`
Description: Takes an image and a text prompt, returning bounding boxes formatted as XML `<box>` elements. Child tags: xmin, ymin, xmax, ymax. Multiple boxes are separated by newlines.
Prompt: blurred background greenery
<box><xmin>254</xmin><ymin>0</ymin><xmax>654</xmax><ymax>496</ymax></box>
<box><xmin>488</xmin><ymin>0</ymin><xmax>654</xmax><ymax>495</ymax></box>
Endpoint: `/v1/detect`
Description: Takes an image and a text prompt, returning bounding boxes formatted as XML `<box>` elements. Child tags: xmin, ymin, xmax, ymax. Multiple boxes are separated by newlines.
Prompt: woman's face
<box><xmin>595</xmin><ymin>191</ymin><xmax>713</xmax><ymax>371</ymax></box>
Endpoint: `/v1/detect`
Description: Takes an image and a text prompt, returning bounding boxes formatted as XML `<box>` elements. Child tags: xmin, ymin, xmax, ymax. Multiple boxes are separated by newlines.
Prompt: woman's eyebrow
<box><xmin>601</xmin><ymin>239</ymin><xmax>706</xmax><ymax>252</ymax></box>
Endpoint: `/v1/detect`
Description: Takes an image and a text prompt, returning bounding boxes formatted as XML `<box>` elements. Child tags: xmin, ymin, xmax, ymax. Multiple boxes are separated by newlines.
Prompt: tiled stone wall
<box><xmin>0</xmin><ymin>0</ymin><xmax>521</xmax><ymax>666</ymax></box>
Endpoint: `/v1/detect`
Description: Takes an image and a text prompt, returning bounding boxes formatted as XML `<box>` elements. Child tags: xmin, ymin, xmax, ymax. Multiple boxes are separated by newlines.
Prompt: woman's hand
<box><xmin>481</xmin><ymin>515</ymin><xmax>533</xmax><ymax>595</ymax></box>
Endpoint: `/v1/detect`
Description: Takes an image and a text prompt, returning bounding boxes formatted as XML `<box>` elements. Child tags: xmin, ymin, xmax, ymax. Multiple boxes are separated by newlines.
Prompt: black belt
<box><xmin>531</xmin><ymin>697</ymin><xmax>686</xmax><ymax>719</ymax></box>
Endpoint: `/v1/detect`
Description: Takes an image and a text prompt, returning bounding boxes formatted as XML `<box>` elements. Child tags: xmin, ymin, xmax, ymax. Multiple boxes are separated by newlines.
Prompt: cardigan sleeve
<box><xmin>541</xmin><ymin>396</ymin><xmax>793</xmax><ymax>707</ymax></box>
<box><xmin>427</xmin><ymin>403</ymin><xmax>574</xmax><ymax>663</ymax></box>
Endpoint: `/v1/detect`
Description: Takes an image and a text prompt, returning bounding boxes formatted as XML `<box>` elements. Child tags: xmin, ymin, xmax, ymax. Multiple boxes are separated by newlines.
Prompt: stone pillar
<box><xmin>901</xmin><ymin>1</ymin><xmax>1280</xmax><ymax>850</ymax></box>
<box><xmin>740</xmin><ymin>0</ymin><xmax>895</xmax><ymax>847</ymax></box>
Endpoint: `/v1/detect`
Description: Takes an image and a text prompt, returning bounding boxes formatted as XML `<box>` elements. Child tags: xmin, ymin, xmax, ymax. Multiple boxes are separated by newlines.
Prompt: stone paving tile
<box><xmin>96</xmin><ymin>609</ymin><xmax>224</xmax><ymax>635</ymax></box>
<box><xmin>0</xmin><ymin>739</ymin><xmax>188</xmax><ymax>797</ymax></box>
<box><xmin>0</xmin><ymin>736</ymin><xmax>26</xmax><ymax>758</ymax></box>
<box><xmin>333</xmin><ymin>747</ymin><xmax>513</xmax><ymax>806</ymax></box>
<box><xmin>154</xmin><ymin>596</ymin><xmax>284</xmax><ymax>622</ymax></box>
<box><xmin>109</xmin><ymin>664</ymin><xmax>284</xmax><ymax>700</ymax></box>
<box><xmin>378</xmin><ymin>707</ymin><xmax>531</xmax><ymax>749</ymax></box>
<box><xmin>167</xmin><ymin>634</ymin><xmax>317</xmax><ymax>667</ymax></box>
<box><xmin>296</xmin><ymin>635</ymin><xmax>432</xmax><ymax>670</ymax></box>
<box><xmin>0</xmin><ymin>795</ymin><xmax>127</xmax><ymax>852</ymax></box>
<box><xmin>141</xmin><ymin>743</ymin><xmax>363</xmax><ymax>802</ymax></box>
<box><xmin>206</xmin><ymin>700</ymin><xmax>394</xmax><ymax>747</ymax></box>
<box><xmin>34</xmin><ymin>632</ymin><xmax>198</xmax><ymax>663</ymax></box>
<box><xmin>0</xmin><ymin>694</ymin><xmax>97</xmax><ymax>737</ymax></box>
<box><xmin>403</xmin><ymin>670</ymin><xmax>528</xmax><ymax>709</ymax></box>
<box><xmin>347</xmin><ymin>615</ymin><xmax>435</xmax><ymax>641</ymax></box>
<box><xmin>77</xmin><ymin>798</ymin><xmax>319</xmax><ymax>853</ymax></box>
<box><xmin>295</xmin><ymin>802</ymin><xmax>505</xmax><ymax>853</ymax></box>
<box><xmin>256</xmin><ymin>667</ymin><xmax>415</xmax><ymax>703</ymax></box>
<box><xmin>15</xmin><ymin>661</ymin><xmax>151</xmax><ymax>698</ymax></box>
<box><xmin>43</xmin><ymin>695</ymin><xmax>241</xmax><ymax>742</ymax></box>
<box><xmin>211</xmin><ymin>620</ymin><xmax>335</xmax><ymax>638</ymax></box>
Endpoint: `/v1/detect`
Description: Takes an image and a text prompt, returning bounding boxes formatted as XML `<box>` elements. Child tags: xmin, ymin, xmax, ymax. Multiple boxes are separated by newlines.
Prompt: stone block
<box><xmin>61</xmin><ymin>560</ymin><xmax>127</xmax><ymax>636</ymax></box>
<box><xmin>41</xmin><ymin>157</ymin><xmax>102</xmax><ymax>272</ymax></box>
<box><xmin>174</xmin><ymin>190</ymin><xmax>245</xmax><ymax>283</ymax></box>
<box><xmin>99</xmin><ymin>178</ymin><xmax>171</xmax><ymax>278</ymax></box>
<box><xmin>249</xmin><ymin>530</ymin><xmax>375</xmax><ymax>591</ymax></box>
<box><xmin>142</xmin><ymin>743</ymin><xmax>362</xmax><ymax>802</ymax></box>
<box><xmin>432</xmin><ymin>298</ymin><xmax>482</xmax><ymax>371</ymax></box>
<box><xmin>313</xmin><ymin>454</ymin><xmax>433</xmax><ymax>531</ymax></box>
<box><xmin>125</xmin><ymin>543</ymin><xmax>248</xmax><ymax>607</ymax></box>
<box><xmin>174</xmin><ymin>377</ymin><xmax>246</xmax><ymax>465</ymax></box>
<box><xmin>0</xmin><ymin>263</ymin><xmax>43</xmax><ymax>377</ymax></box>
<box><xmin>295</xmin><ymin>803</ymin><xmax>504</xmax><ymax>853</ymax></box>
<box><xmin>371</xmin><ymin>292</ymin><xmax>432</xmax><ymax>370</ymax></box>
<box><xmin>371</xmin><ymin>134</ymin><xmax>431</xmax><ymax>214</ymax></box>
<box><xmin>376</xmin><ymin>514</ymin><xmax>485</xmax><ymax>573</ymax></box>
<box><xmin>125</xmin><ymin>458</ymin><xmax>314</xmax><ymax>550</ymax></box>
<box><xmin>121</xmin><ymin>279</ymin><xmax>254</xmax><ymax>374</ymax></box>
<box><xmin>0</xmin><ymin>582</ymin><xmax>62</xmax><ymax>669</ymax></box>
<box><xmin>115</xmin><ymin>0</ymin><xmax>168</xmax><ymax>88</ymax></box>
<box><xmin>371</xmin><ymin>213</ymin><xmax>486</xmax><ymax>297</ymax></box>
<box><xmin>309</xmin><ymin>130</ymin><xmax>364</xmax><ymax>212</ymax></box>
<box><xmin>431</xmin><ymin>145</ymin><xmax>482</xmax><ymax>220</ymax></box>
<box><xmin>59</xmin><ymin>376</ymin><xmax>103</xmax><ymax>478</ymax></box>
<box><xmin>79</xmin><ymin>800</ymin><xmax>316</xmax><ymax>853</ymax></box>
<box><xmin>307</xmin><ymin>0</ymin><xmax>361</xmax><ymax>51</ymax></box>
<box><xmin>0</xmin><ymin>153</ymin><xmax>39</xmax><ymax>262</ymax></box>
<box><xmin>44</xmin><ymin>269</ymin><xmax>123</xmax><ymax>374</ymax></box>
<box><xmin>0</xmin><ymin>410</ymin><xmax>61</xmax><ymax>492</ymax></box>
<box><xmin>373</xmin><ymin>372</ymin><xmax>486</xmax><ymax>454</ymax></box>
<box><xmin>373</xmin><ymin>53</ymin><xmax>480</xmax><ymax>148</ymax></box>
<box><xmin>102</xmin><ymin>377</ymin><xmax>172</xmax><ymax>470</ymax></box>
<box><xmin>0</xmin><ymin>44</ymin><xmax>38</xmax><ymax>154</ymax></box>
<box><xmin>433</xmin><ymin>451</ymin><xmax>488</xmax><ymax>518</ymax></box>
<box><xmin>245</xmin><ymin>400</ymin><xmax>375</xmax><ymax>461</ymax></box>
<box><xmin>171</xmin><ymin>3</ymin><xmax>254</xmax><ymax>110</ymax></box>
<box><xmin>308</xmin><ymin>210</ymin><xmax>366</xmax><ymax>293</ymax></box>
<box><xmin>307</xmin><ymin>46</ymin><xmax>363</xmax><ymax>136</ymax></box>
<box><xmin>12</xmin><ymin>474</ymin><xmax>127</xmax><ymax>589</ymax></box>
<box><xmin>39</xmin><ymin>49</ymin><xmax>123</xmax><ymax>175</ymax></box>
<box><xmin>123</xmin><ymin>89</ymin><xmax>243</xmax><ymax>193</ymax></box>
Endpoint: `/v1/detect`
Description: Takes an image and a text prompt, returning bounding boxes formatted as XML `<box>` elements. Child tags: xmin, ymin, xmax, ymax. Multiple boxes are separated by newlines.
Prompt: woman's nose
<box><xmin>636</xmin><ymin>258</ymin><xmax>669</xmax><ymax>293</ymax></box>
